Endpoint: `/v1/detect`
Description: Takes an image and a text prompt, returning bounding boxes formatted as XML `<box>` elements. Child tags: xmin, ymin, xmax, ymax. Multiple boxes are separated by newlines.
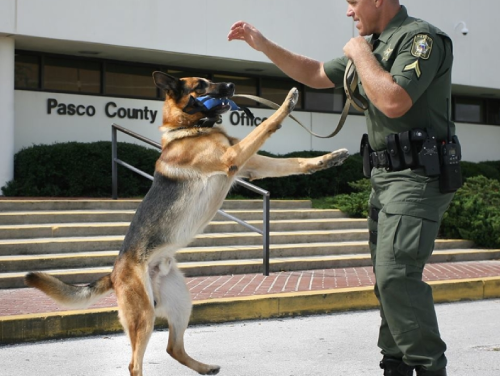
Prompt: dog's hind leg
<box><xmin>155</xmin><ymin>261</ymin><xmax>220</xmax><ymax>375</ymax></box>
<box><xmin>114</xmin><ymin>265</ymin><xmax>155</xmax><ymax>376</ymax></box>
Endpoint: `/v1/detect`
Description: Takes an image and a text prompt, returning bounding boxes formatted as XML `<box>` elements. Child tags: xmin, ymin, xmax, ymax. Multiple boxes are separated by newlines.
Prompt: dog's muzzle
<box><xmin>182</xmin><ymin>82</ymin><xmax>237</xmax><ymax>117</ymax></box>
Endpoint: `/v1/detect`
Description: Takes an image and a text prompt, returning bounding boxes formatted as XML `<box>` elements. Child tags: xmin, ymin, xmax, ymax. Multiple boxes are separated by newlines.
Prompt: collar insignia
<box><xmin>382</xmin><ymin>46</ymin><xmax>394</xmax><ymax>61</ymax></box>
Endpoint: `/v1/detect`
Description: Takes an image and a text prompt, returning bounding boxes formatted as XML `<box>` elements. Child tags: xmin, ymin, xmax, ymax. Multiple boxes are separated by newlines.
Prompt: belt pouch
<box><xmin>398</xmin><ymin>131</ymin><xmax>417</xmax><ymax>168</ymax></box>
<box><xmin>360</xmin><ymin>134</ymin><xmax>372</xmax><ymax>178</ymax></box>
<box><xmin>386</xmin><ymin>133</ymin><xmax>404</xmax><ymax>171</ymax></box>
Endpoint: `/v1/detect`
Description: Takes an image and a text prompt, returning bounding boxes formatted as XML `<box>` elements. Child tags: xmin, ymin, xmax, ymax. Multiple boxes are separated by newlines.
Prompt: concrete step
<box><xmin>176</xmin><ymin>239</ymin><xmax>475</xmax><ymax>262</ymax></box>
<box><xmin>1</xmin><ymin>248</ymin><xmax>497</xmax><ymax>288</ymax></box>
<box><xmin>0</xmin><ymin>235</ymin><xmax>124</xmax><ymax>255</ymax></box>
<box><xmin>0</xmin><ymin>218</ymin><xmax>367</xmax><ymax>239</ymax></box>
<box><xmin>0</xmin><ymin>199</ymin><xmax>311</xmax><ymax>212</ymax></box>
<box><xmin>0</xmin><ymin>222</ymin><xmax>131</xmax><ymax>239</ymax></box>
<box><xmin>0</xmin><ymin>230</ymin><xmax>373</xmax><ymax>256</ymax></box>
<box><xmin>0</xmin><ymin>199</ymin><xmax>141</xmax><ymax>211</ymax></box>
<box><xmin>0</xmin><ymin>251</ymin><xmax>118</xmax><ymax>272</ymax></box>
<box><xmin>0</xmin><ymin>210</ymin><xmax>137</xmax><ymax>225</ymax></box>
<box><xmin>0</xmin><ymin>239</ymin><xmax>475</xmax><ymax>273</ymax></box>
<box><xmin>0</xmin><ymin>208</ymin><xmax>346</xmax><ymax>225</ymax></box>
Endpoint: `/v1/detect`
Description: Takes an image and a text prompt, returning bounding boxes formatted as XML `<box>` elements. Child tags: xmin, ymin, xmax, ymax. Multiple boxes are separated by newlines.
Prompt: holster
<box><xmin>360</xmin><ymin>134</ymin><xmax>372</xmax><ymax>178</ymax></box>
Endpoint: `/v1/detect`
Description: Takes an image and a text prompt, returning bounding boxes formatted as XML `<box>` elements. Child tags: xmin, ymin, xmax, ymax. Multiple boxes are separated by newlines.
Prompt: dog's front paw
<box><xmin>307</xmin><ymin>148</ymin><xmax>349</xmax><ymax>173</ymax></box>
<box><xmin>324</xmin><ymin>148</ymin><xmax>349</xmax><ymax>168</ymax></box>
<box><xmin>285</xmin><ymin>87</ymin><xmax>299</xmax><ymax>114</ymax></box>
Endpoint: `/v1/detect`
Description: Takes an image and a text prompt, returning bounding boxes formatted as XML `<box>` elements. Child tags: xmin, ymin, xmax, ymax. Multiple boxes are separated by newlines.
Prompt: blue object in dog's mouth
<box><xmin>196</xmin><ymin>96</ymin><xmax>239</xmax><ymax>112</ymax></box>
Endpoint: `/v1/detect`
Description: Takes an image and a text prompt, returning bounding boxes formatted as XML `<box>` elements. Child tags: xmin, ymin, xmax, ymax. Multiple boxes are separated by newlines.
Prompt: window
<box><xmin>15</xmin><ymin>54</ymin><xmax>40</xmax><ymax>89</ymax></box>
<box><xmin>304</xmin><ymin>87</ymin><xmax>345</xmax><ymax>112</ymax></box>
<box><xmin>44</xmin><ymin>57</ymin><xmax>101</xmax><ymax>93</ymax></box>
<box><xmin>213</xmin><ymin>74</ymin><xmax>257</xmax><ymax>107</ymax></box>
<box><xmin>486</xmin><ymin>100</ymin><xmax>500</xmax><ymax>125</ymax></box>
<box><xmin>261</xmin><ymin>78</ymin><xmax>302</xmax><ymax>110</ymax></box>
<box><xmin>454</xmin><ymin>97</ymin><xmax>484</xmax><ymax>123</ymax></box>
<box><xmin>105</xmin><ymin>63</ymin><xmax>156</xmax><ymax>98</ymax></box>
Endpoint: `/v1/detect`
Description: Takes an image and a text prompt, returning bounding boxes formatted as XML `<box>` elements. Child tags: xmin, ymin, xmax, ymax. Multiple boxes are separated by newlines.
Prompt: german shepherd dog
<box><xmin>25</xmin><ymin>72</ymin><xmax>349</xmax><ymax>376</ymax></box>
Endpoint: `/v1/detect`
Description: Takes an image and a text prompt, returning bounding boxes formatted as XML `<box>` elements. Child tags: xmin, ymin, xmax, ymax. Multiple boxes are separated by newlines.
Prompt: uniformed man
<box><xmin>228</xmin><ymin>1</ymin><xmax>456</xmax><ymax>375</ymax></box>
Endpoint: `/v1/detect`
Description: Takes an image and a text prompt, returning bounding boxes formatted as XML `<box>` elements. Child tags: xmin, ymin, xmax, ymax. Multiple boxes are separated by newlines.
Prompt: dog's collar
<box><xmin>169</xmin><ymin>118</ymin><xmax>217</xmax><ymax>133</ymax></box>
<box><xmin>195</xmin><ymin>117</ymin><xmax>218</xmax><ymax>128</ymax></box>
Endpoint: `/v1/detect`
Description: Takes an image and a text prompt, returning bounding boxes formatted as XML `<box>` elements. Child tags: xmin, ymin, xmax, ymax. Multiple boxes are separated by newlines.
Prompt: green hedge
<box><xmin>328</xmin><ymin>175</ymin><xmax>500</xmax><ymax>248</ymax></box>
<box><xmin>461</xmin><ymin>160</ymin><xmax>500</xmax><ymax>181</ymax></box>
<box><xmin>1</xmin><ymin>142</ymin><xmax>159</xmax><ymax>197</ymax></box>
<box><xmin>440</xmin><ymin>176</ymin><xmax>500</xmax><ymax>248</ymax></box>
<box><xmin>329</xmin><ymin>179</ymin><xmax>372</xmax><ymax>218</ymax></box>
<box><xmin>2</xmin><ymin>143</ymin><xmax>365</xmax><ymax>198</ymax></box>
<box><xmin>2</xmin><ymin>141</ymin><xmax>499</xmax><ymax>205</ymax></box>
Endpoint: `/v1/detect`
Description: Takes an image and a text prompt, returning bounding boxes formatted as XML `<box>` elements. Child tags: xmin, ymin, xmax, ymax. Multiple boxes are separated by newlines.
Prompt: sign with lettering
<box><xmin>47</xmin><ymin>98</ymin><xmax>158</xmax><ymax>124</ymax></box>
<box><xmin>228</xmin><ymin>111</ymin><xmax>268</xmax><ymax>127</ymax></box>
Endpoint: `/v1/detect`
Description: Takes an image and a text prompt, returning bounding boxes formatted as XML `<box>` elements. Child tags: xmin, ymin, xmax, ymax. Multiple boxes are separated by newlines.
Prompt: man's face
<box><xmin>346</xmin><ymin>0</ymin><xmax>379</xmax><ymax>36</ymax></box>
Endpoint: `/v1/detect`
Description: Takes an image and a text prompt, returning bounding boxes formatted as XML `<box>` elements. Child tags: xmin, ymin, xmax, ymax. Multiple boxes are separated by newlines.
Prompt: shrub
<box><xmin>440</xmin><ymin>175</ymin><xmax>500</xmax><ymax>248</ymax></box>
<box><xmin>461</xmin><ymin>161</ymin><xmax>500</xmax><ymax>181</ymax></box>
<box><xmin>330</xmin><ymin>179</ymin><xmax>371</xmax><ymax>218</ymax></box>
<box><xmin>1</xmin><ymin>142</ymin><xmax>159</xmax><ymax>197</ymax></box>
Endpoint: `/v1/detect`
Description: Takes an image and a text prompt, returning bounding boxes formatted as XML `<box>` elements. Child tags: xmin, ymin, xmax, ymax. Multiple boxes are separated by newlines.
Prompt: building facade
<box><xmin>1</xmin><ymin>0</ymin><xmax>499</xmax><ymax>190</ymax></box>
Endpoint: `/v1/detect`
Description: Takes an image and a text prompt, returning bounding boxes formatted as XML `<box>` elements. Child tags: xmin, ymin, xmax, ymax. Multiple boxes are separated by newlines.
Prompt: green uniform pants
<box><xmin>368</xmin><ymin>168</ymin><xmax>454</xmax><ymax>371</ymax></box>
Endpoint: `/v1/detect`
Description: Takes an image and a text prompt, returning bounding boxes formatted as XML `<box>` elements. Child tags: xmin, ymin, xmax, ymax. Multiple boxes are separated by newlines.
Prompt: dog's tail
<box><xmin>25</xmin><ymin>272</ymin><xmax>113</xmax><ymax>310</ymax></box>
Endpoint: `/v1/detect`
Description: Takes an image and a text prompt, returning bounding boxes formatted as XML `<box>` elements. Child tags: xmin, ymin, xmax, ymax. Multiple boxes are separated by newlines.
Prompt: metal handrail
<box><xmin>111</xmin><ymin>123</ymin><xmax>271</xmax><ymax>275</ymax></box>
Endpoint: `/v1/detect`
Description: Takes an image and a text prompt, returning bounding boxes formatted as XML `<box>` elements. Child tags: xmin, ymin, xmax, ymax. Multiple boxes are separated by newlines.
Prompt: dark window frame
<box><xmin>14</xmin><ymin>51</ymin><xmax>42</xmax><ymax>90</ymax></box>
<box><xmin>43</xmin><ymin>55</ymin><xmax>103</xmax><ymax>94</ymax></box>
<box><xmin>453</xmin><ymin>96</ymin><xmax>486</xmax><ymax>124</ymax></box>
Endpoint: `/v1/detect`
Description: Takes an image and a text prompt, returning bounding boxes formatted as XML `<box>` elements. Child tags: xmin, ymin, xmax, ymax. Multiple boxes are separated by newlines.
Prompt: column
<box><xmin>0</xmin><ymin>37</ymin><xmax>15</xmax><ymax>194</ymax></box>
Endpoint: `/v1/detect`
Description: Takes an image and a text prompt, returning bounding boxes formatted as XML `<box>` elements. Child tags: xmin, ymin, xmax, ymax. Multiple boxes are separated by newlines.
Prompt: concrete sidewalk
<box><xmin>1</xmin><ymin>259</ymin><xmax>500</xmax><ymax>344</ymax></box>
<box><xmin>2</xmin><ymin>300</ymin><xmax>500</xmax><ymax>376</ymax></box>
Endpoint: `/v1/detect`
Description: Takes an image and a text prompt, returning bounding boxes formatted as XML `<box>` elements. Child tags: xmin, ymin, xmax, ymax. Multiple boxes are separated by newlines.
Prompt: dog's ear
<box><xmin>152</xmin><ymin>71</ymin><xmax>180</xmax><ymax>93</ymax></box>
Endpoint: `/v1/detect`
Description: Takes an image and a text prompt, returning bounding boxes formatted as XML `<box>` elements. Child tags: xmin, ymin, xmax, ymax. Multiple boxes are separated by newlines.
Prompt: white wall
<box><xmin>1</xmin><ymin>0</ymin><xmax>497</xmax><ymax>90</ymax></box>
<box><xmin>0</xmin><ymin>37</ymin><xmax>15</xmax><ymax>190</ymax></box>
<box><xmin>0</xmin><ymin>0</ymin><xmax>16</xmax><ymax>35</ymax></box>
<box><xmin>15</xmin><ymin>91</ymin><xmax>500</xmax><ymax>162</ymax></box>
<box><xmin>3</xmin><ymin>0</ymin><xmax>500</xmax><ymax>185</ymax></box>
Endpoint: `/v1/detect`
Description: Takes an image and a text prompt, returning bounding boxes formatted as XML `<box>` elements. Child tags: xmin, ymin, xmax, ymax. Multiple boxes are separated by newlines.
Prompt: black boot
<box><xmin>379</xmin><ymin>356</ymin><xmax>414</xmax><ymax>376</ymax></box>
<box><xmin>415</xmin><ymin>366</ymin><xmax>447</xmax><ymax>376</ymax></box>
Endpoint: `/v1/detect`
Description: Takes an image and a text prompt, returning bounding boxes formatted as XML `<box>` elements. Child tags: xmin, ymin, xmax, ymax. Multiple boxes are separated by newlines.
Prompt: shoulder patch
<box><xmin>410</xmin><ymin>34</ymin><xmax>433</xmax><ymax>60</ymax></box>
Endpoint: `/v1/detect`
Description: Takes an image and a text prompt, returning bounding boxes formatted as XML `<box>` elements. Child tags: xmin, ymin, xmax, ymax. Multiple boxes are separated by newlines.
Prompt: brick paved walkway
<box><xmin>1</xmin><ymin>260</ymin><xmax>500</xmax><ymax>317</ymax></box>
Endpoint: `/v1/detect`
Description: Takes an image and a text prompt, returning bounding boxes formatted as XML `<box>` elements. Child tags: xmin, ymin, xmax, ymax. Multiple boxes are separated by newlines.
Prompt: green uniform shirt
<box><xmin>324</xmin><ymin>6</ymin><xmax>454</xmax><ymax>151</ymax></box>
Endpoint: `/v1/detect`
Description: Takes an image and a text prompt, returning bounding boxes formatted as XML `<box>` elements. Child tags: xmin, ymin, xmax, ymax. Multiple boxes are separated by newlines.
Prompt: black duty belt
<box><xmin>360</xmin><ymin>129</ymin><xmax>443</xmax><ymax>178</ymax></box>
<box><xmin>360</xmin><ymin>129</ymin><xmax>464</xmax><ymax>193</ymax></box>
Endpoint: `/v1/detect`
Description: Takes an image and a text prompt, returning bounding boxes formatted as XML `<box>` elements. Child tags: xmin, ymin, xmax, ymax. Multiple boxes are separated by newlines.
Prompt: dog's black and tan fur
<box><xmin>25</xmin><ymin>72</ymin><xmax>349</xmax><ymax>376</ymax></box>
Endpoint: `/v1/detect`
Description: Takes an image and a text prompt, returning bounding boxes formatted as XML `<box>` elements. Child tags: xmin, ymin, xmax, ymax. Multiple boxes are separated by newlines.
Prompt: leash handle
<box><xmin>344</xmin><ymin>59</ymin><xmax>369</xmax><ymax>113</ymax></box>
<box><xmin>232</xmin><ymin>60</ymin><xmax>367</xmax><ymax>139</ymax></box>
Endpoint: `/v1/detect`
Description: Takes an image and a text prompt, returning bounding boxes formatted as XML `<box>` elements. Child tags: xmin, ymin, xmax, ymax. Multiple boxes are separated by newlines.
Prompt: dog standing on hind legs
<box><xmin>25</xmin><ymin>71</ymin><xmax>349</xmax><ymax>376</ymax></box>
